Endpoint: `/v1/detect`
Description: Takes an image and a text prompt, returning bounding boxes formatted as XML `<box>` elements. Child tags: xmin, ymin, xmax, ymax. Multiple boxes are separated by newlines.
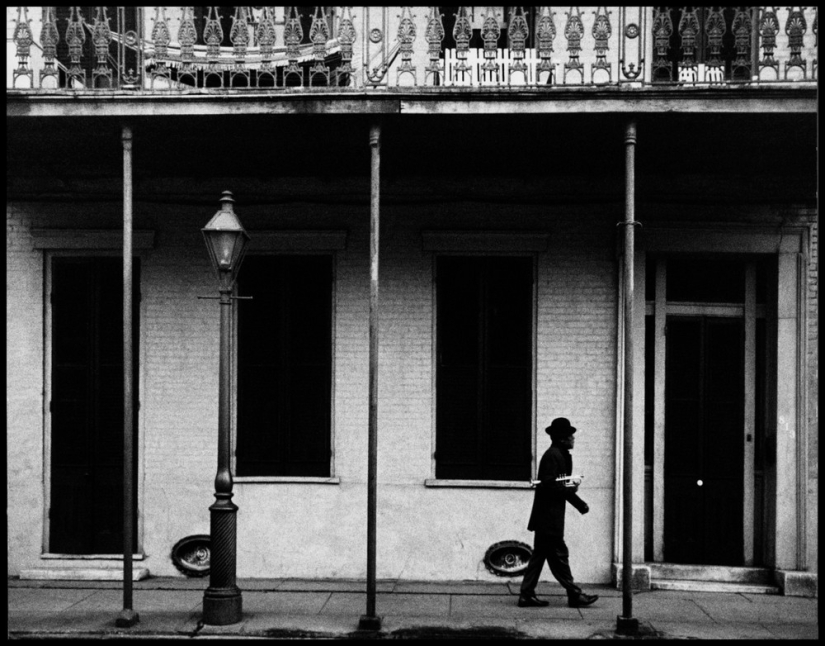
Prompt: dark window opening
<box><xmin>236</xmin><ymin>255</ymin><xmax>332</xmax><ymax>477</ymax></box>
<box><xmin>49</xmin><ymin>256</ymin><xmax>139</xmax><ymax>554</ymax></box>
<box><xmin>435</xmin><ymin>256</ymin><xmax>533</xmax><ymax>481</ymax></box>
<box><xmin>667</xmin><ymin>255</ymin><xmax>746</xmax><ymax>304</ymax></box>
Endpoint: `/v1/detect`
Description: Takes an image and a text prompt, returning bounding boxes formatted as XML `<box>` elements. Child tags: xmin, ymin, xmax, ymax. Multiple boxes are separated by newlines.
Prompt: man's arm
<box><xmin>567</xmin><ymin>490</ymin><xmax>590</xmax><ymax>514</ymax></box>
<box><xmin>536</xmin><ymin>451</ymin><xmax>571</xmax><ymax>496</ymax></box>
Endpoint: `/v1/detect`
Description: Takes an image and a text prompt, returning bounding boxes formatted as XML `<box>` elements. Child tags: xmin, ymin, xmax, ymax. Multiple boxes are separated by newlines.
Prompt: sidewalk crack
<box><xmin>317</xmin><ymin>591</ymin><xmax>333</xmax><ymax>615</ymax></box>
<box><xmin>694</xmin><ymin>600</ymin><xmax>717</xmax><ymax>622</ymax></box>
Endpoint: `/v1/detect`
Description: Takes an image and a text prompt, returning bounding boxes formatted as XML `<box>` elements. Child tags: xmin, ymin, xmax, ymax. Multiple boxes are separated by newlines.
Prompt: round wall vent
<box><xmin>483</xmin><ymin>540</ymin><xmax>533</xmax><ymax>577</ymax></box>
<box><xmin>171</xmin><ymin>534</ymin><xmax>211</xmax><ymax>577</ymax></box>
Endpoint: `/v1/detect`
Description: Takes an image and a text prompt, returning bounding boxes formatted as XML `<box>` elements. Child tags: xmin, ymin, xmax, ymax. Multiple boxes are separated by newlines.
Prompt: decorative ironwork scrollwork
<box><xmin>397</xmin><ymin>6</ymin><xmax>417</xmax><ymax>84</ymax></box>
<box><xmin>591</xmin><ymin>6</ymin><xmax>612</xmax><ymax>83</ymax></box>
<box><xmin>12</xmin><ymin>7</ymin><xmax>33</xmax><ymax>88</ymax></box>
<box><xmin>178</xmin><ymin>6</ymin><xmax>198</xmax><ymax>85</ymax></box>
<box><xmin>150</xmin><ymin>7</ymin><xmax>170</xmax><ymax>59</ymax></box>
<box><xmin>229</xmin><ymin>7</ymin><xmax>251</xmax><ymax>86</ymax></box>
<box><xmin>203</xmin><ymin>6</ymin><xmax>224</xmax><ymax>86</ymax></box>
<box><xmin>508</xmin><ymin>6</ymin><xmax>529</xmax><ymax>83</ymax></box>
<box><xmin>651</xmin><ymin>7</ymin><xmax>674</xmax><ymax>82</ymax></box>
<box><xmin>677</xmin><ymin>7</ymin><xmax>700</xmax><ymax>81</ymax></box>
<box><xmin>784</xmin><ymin>6</ymin><xmax>807</xmax><ymax>79</ymax></box>
<box><xmin>309</xmin><ymin>6</ymin><xmax>330</xmax><ymax>86</ymax></box>
<box><xmin>704</xmin><ymin>7</ymin><xmax>726</xmax><ymax>74</ymax></box>
<box><xmin>91</xmin><ymin>7</ymin><xmax>113</xmax><ymax>88</ymax></box>
<box><xmin>536</xmin><ymin>6</ymin><xmax>556</xmax><ymax>82</ymax></box>
<box><xmin>453</xmin><ymin>6</ymin><xmax>472</xmax><ymax>77</ymax></box>
<box><xmin>731</xmin><ymin>7</ymin><xmax>753</xmax><ymax>81</ymax></box>
<box><xmin>284</xmin><ymin>6</ymin><xmax>304</xmax><ymax>86</ymax></box>
<box><xmin>481</xmin><ymin>6</ymin><xmax>501</xmax><ymax>78</ymax></box>
<box><xmin>425</xmin><ymin>6</ymin><xmax>445</xmax><ymax>85</ymax></box>
<box><xmin>758</xmin><ymin>6</ymin><xmax>779</xmax><ymax>78</ymax></box>
<box><xmin>40</xmin><ymin>7</ymin><xmax>60</xmax><ymax>87</ymax></box>
<box><xmin>255</xmin><ymin>6</ymin><xmax>277</xmax><ymax>86</ymax></box>
<box><xmin>65</xmin><ymin>7</ymin><xmax>87</xmax><ymax>88</ymax></box>
<box><xmin>619</xmin><ymin>7</ymin><xmax>645</xmax><ymax>81</ymax></box>
<box><xmin>336</xmin><ymin>6</ymin><xmax>356</xmax><ymax>86</ymax></box>
<box><xmin>563</xmin><ymin>7</ymin><xmax>585</xmax><ymax>84</ymax></box>
<box><xmin>148</xmin><ymin>8</ymin><xmax>171</xmax><ymax>87</ymax></box>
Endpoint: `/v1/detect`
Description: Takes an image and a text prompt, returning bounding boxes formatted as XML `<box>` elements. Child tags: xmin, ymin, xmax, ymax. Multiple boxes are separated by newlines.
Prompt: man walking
<box><xmin>518</xmin><ymin>417</ymin><xmax>599</xmax><ymax>608</ymax></box>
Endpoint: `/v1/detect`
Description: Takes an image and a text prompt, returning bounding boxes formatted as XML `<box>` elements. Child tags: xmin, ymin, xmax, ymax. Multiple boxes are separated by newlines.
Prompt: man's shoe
<box><xmin>518</xmin><ymin>594</ymin><xmax>550</xmax><ymax>608</ymax></box>
<box><xmin>568</xmin><ymin>592</ymin><xmax>599</xmax><ymax>608</ymax></box>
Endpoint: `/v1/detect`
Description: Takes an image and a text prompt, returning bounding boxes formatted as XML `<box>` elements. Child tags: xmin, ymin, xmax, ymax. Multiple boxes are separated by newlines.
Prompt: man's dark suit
<box><xmin>520</xmin><ymin>443</ymin><xmax>589</xmax><ymax>598</ymax></box>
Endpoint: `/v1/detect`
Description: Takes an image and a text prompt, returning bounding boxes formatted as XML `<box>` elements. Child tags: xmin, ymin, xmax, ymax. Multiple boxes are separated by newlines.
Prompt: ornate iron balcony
<box><xmin>7</xmin><ymin>7</ymin><xmax>819</xmax><ymax>93</ymax></box>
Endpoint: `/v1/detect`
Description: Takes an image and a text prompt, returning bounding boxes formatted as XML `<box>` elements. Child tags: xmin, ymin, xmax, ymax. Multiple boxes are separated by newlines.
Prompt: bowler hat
<box><xmin>546</xmin><ymin>417</ymin><xmax>577</xmax><ymax>439</ymax></box>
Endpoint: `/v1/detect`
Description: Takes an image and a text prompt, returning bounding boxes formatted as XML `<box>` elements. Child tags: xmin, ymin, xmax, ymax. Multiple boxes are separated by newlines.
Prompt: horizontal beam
<box><xmin>6</xmin><ymin>86</ymin><xmax>817</xmax><ymax>118</ymax></box>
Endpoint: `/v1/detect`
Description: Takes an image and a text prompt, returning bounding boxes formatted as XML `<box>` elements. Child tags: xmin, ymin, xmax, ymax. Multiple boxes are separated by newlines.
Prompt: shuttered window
<box><xmin>435</xmin><ymin>256</ymin><xmax>533</xmax><ymax>481</ymax></box>
<box><xmin>236</xmin><ymin>255</ymin><xmax>332</xmax><ymax>477</ymax></box>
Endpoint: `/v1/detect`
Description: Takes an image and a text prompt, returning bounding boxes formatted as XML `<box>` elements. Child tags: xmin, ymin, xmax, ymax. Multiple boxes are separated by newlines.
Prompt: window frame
<box><xmin>426</xmin><ymin>250</ymin><xmax>538</xmax><ymax>489</ymax></box>
<box><xmin>42</xmin><ymin>249</ymin><xmax>147</xmax><ymax>558</ymax></box>
<box><xmin>231</xmin><ymin>249</ymin><xmax>339</xmax><ymax>484</ymax></box>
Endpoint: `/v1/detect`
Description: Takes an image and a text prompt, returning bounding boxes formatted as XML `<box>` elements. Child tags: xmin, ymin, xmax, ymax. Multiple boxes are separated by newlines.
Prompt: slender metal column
<box><xmin>202</xmin><ymin>285</ymin><xmax>243</xmax><ymax>625</ymax></box>
<box><xmin>359</xmin><ymin>123</ymin><xmax>382</xmax><ymax>632</ymax></box>
<box><xmin>616</xmin><ymin>120</ymin><xmax>639</xmax><ymax>636</ymax></box>
<box><xmin>116</xmin><ymin>125</ymin><xmax>139</xmax><ymax>628</ymax></box>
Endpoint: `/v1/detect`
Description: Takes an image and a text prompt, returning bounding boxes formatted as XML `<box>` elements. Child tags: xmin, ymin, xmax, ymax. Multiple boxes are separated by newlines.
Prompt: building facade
<box><xmin>6</xmin><ymin>7</ymin><xmax>818</xmax><ymax>595</ymax></box>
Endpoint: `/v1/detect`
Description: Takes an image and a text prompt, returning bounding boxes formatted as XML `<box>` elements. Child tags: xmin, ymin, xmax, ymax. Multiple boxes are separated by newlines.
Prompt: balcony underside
<box><xmin>7</xmin><ymin>83</ymin><xmax>818</xmax><ymax>119</ymax></box>
<box><xmin>6</xmin><ymin>112</ymin><xmax>816</xmax><ymax>211</ymax></box>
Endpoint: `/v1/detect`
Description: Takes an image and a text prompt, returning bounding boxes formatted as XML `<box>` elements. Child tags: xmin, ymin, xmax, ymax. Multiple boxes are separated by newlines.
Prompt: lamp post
<box><xmin>201</xmin><ymin>190</ymin><xmax>249</xmax><ymax>626</ymax></box>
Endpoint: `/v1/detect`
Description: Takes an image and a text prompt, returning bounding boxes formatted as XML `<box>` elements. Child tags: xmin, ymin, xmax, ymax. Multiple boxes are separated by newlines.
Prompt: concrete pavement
<box><xmin>7</xmin><ymin>577</ymin><xmax>819</xmax><ymax>640</ymax></box>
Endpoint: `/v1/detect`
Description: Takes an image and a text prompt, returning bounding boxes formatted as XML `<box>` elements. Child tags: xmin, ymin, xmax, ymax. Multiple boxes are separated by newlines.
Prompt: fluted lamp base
<box><xmin>203</xmin><ymin>586</ymin><xmax>243</xmax><ymax>625</ymax></box>
<box><xmin>358</xmin><ymin>614</ymin><xmax>382</xmax><ymax>631</ymax></box>
<box><xmin>115</xmin><ymin>609</ymin><xmax>140</xmax><ymax>627</ymax></box>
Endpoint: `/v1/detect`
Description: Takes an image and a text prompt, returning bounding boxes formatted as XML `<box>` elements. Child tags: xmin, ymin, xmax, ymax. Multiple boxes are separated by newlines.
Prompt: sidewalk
<box><xmin>8</xmin><ymin>577</ymin><xmax>818</xmax><ymax>640</ymax></box>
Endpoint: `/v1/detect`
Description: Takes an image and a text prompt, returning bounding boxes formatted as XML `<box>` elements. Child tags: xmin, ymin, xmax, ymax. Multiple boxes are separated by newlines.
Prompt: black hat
<box><xmin>546</xmin><ymin>417</ymin><xmax>577</xmax><ymax>440</ymax></box>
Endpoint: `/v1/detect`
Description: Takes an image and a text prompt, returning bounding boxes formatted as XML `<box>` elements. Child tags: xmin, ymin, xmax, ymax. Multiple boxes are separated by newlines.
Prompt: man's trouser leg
<box><xmin>546</xmin><ymin>536</ymin><xmax>582</xmax><ymax>597</ymax></box>
<box><xmin>519</xmin><ymin>532</ymin><xmax>548</xmax><ymax>596</ymax></box>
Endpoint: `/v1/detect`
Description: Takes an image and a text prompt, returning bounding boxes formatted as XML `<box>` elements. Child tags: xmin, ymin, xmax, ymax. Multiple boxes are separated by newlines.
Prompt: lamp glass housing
<box><xmin>202</xmin><ymin>192</ymin><xmax>250</xmax><ymax>291</ymax></box>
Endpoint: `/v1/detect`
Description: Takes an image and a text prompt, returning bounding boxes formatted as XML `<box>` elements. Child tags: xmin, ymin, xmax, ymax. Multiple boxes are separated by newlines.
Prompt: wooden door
<box><xmin>664</xmin><ymin>316</ymin><xmax>744</xmax><ymax>565</ymax></box>
<box><xmin>49</xmin><ymin>257</ymin><xmax>138</xmax><ymax>554</ymax></box>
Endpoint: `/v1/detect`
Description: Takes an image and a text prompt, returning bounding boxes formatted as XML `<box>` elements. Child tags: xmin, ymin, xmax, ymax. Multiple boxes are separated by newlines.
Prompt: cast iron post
<box><xmin>617</xmin><ymin>119</ymin><xmax>639</xmax><ymax>637</ymax></box>
<box><xmin>116</xmin><ymin>125</ymin><xmax>139</xmax><ymax>628</ymax></box>
<box><xmin>359</xmin><ymin>123</ymin><xmax>382</xmax><ymax>632</ymax></box>
<box><xmin>201</xmin><ymin>192</ymin><xmax>247</xmax><ymax>626</ymax></box>
<box><xmin>202</xmin><ymin>285</ymin><xmax>242</xmax><ymax>625</ymax></box>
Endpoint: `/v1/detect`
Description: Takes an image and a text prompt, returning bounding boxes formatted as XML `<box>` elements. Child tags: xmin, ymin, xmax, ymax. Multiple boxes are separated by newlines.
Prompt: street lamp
<box><xmin>201</xmin><ymin>190</ymin><xmax>249</xmax><ymax>626</ymax></box>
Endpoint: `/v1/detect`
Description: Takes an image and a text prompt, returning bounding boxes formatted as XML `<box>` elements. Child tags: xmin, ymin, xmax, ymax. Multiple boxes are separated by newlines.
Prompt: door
<box><xmin>49</xmin><ymin>257</ymin><xmax>139</xmax><ymax>554</ymax></box>
<box><xmin>664</xmin><ymin>316</ymin><xmax>744</xmax><ymax>565</ymax></box>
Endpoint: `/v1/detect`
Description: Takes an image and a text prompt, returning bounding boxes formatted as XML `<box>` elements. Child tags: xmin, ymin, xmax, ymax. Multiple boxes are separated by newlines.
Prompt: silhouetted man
<box><xmin>518</xmin><ymin>417</ymin><xmax>599</xmax><ymax>608</ymax></box>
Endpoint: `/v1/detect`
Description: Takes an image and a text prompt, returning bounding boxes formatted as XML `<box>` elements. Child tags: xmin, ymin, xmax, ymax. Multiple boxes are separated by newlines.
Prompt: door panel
<box><xmin>50</xmin><ymin>257</ymin><xmax>139</xmax><ymax>554</ymax></box>
<box><xmin>664</xmin><ymin>316</ymin><xmax>744</xmax><ymax>565</ymax></box>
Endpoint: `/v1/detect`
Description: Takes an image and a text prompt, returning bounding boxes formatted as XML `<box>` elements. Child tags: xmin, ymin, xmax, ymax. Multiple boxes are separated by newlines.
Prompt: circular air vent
<box><xmin>483</xmin><ymin>540</ymin><xmax>533</xmax><ymax>577</ymax></box>
<box><xmin>171</xmin><ymin>534</ymin><xmax>211</xmax><ymax>577</ymax></box>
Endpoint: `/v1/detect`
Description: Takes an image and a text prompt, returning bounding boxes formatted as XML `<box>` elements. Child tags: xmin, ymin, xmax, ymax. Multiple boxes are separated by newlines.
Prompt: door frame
<box><xmin>42</xmin><ymin>249</ymin><xmax>146</xmax><ymax>557</ymax></box>
<box><xmin>625</xmin><ymin>222</ymin><xmax>810</xmax><ymax>571</ymax></box>
<box><xmin>650</xmin><ymin>258</ymin><xmax>763</xmax><ymax>565</ymax></box>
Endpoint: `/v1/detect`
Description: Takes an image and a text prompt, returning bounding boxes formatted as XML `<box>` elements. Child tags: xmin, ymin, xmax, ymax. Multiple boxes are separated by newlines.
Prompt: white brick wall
<box><xmin>6</xmin><ymin>196</ymin><xmax>817</xmax><ymax>583</ymax></box>
<box><xmin>6</xmin><ymin>203</ymin><xmax>45</xmax><ymax>573</ymax></box>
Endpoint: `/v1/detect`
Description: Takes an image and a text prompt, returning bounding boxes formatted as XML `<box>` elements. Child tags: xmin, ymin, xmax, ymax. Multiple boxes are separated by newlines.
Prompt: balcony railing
<box><xmin>6</xmin><ymin>7</ymin><xmax>819</xmax><ymax>93</ymax></box>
